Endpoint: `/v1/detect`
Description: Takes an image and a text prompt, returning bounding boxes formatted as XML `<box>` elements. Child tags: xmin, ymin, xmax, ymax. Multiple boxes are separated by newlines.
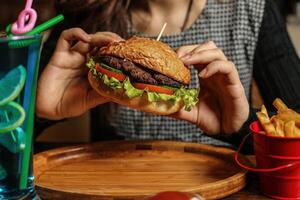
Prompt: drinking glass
<box><xmin>0</xmin><ymin>35</ymin><xmax>42</xmax><ymax>199</ymax></box>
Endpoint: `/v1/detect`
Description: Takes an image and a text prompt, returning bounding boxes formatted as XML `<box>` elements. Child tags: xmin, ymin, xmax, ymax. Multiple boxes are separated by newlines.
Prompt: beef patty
<box><xmin>100</xmin><ymin>56</ymin><xmax>183</xmax><ymax>88</ymax></box>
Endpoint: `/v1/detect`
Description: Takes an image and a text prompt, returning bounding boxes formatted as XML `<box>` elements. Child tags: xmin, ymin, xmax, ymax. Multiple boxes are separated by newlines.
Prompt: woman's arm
<box><xmin>35</xmin><ymin>29</ymin><xmax>122</xmax><ymax>137</ymax></box>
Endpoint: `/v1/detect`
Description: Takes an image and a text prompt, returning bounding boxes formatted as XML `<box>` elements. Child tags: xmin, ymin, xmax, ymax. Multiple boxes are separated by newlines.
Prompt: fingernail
<box><xmin>199</xmin><ymin>68</ymin><xmax>207</xmax><ymax>78</ymax></box>
<box><xmin>201</xmin><ymin>39</ymin><xmax>211</xmax><ymax>45</ymax></box>
<box><xmin>180</xmin><ymin>53</ymin><xmax>193</xmax><ymax>60</ymax></box>
<box><xmin>115</xmin><ymin>37</ymin><xmax>125</xmax><ymax>42</ymax></box>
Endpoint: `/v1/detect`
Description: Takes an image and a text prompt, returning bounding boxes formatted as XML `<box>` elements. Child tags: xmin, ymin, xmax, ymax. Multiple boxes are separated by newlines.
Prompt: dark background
<box><xmin>0</xmin><ymin>0</ymin><xmax>299</xmax><ymax>31</ymax></box>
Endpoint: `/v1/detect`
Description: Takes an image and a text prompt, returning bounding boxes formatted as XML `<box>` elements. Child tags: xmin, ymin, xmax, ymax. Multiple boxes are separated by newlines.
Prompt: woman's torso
<box><xmin>107</xmin><ymin>0</ymin><xmax>265</xmax><ymax>145</ymax></box>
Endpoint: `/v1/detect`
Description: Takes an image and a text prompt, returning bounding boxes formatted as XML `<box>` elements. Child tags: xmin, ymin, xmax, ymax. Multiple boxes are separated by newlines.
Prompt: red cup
<box><xmin>235</xmin><ymin>121</ymin><xmax>300</xmax><ymax>199</ymax></box>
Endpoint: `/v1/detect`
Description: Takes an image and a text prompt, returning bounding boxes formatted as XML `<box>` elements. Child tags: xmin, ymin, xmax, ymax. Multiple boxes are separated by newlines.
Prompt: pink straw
<box><xmin>11</xmin><ymin>0</ymin><xmax>37</xmax><ymax>35</ymax></box>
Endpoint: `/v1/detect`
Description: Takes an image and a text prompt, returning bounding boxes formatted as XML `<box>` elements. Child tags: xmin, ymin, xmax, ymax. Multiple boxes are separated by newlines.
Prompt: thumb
<box><xmin>168</xmin><ymin>107</ymin><xmax>198</xmax><ymax>125</ymax></box>
<box><xmin>86</xmin><ymin>89</ymin><xmax>110</xmax><ymax>110</ymax></box>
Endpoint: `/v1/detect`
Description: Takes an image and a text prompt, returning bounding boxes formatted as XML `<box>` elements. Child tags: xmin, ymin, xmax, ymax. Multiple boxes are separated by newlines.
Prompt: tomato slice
<box><xmin>133</xmin><ymin>83</ymin><xmax>174</xmax><ymax>95</ymax></box>
<box><xmin>95</xmin><ymin>63</ymin><xmax>126</xmax><ymax>81</ymax></box>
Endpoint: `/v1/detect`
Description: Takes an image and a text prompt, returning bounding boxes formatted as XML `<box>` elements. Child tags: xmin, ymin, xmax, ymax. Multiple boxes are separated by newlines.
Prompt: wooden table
<box><xmin>34</xmin><ymin>142</ymin><xmax>271</xmax><ymax>200</ymax></box>
<box><xmin>223</xmin><ymin>173</ymin><xmax>271</xmax><ymax>199</ymax></box>
<box><xmin>223</xmin><ymin>156</ymin><xmax>271</xmax><ymax>199</ymax></box>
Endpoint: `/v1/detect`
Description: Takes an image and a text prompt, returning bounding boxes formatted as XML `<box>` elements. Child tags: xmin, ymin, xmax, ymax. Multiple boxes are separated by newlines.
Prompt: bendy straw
<box><xmin>11</xmin><ymin>0</ymin><xmax>37</xmax><ymax>35</ymax></box>
<box><xmin>24</xmin><ymin>14</ymin><xmax>64</xmax><ymax>36</ymax></box>
<box><xmin>8</xmin><ymin>15</ymin><xmax>64</xmax><ymax>49</ymax></box>
<box><xmin>156</xmin><ymin>22</ymin><xmax>167</xmax><ymax>41</ymax></box>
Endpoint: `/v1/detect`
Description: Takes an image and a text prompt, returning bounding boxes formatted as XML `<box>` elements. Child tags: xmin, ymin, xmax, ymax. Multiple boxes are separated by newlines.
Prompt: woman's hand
<box><xmin>173</xmin><ymin>41</ymin><xmax>249</xmax><ymax>135</ymax></box>
<box><xmin>36</xmin><ymin>28</ymin><xmax>123</xmax><ymax>120</ymax></box>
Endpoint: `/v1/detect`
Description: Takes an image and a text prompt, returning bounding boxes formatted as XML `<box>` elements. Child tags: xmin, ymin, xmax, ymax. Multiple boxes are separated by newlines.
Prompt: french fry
<box><xmin>264</xmin><ymin>123</ymin><xmax>277</xmax><ymax>137</ymax></box>
<box><xmin>284</xmin><ymin>121</ymin><xmax>295</xmax><ymax>137</ymax></box>
<box><xmin>261</xmin><ymin>105</ymin><xmax>268</xmax><ymax>116</ymax></box>
<box><xmin>256</xmin><ymin>111</ymin><xmax>270</xmax><ymax>124</ymax></box>
<box><xmin>271</xmin><ymin>117</ymin><xmax>285</xmax><ymax>137</ymax></box>
<box><xmin>273</xmin><ymin>98</ymin><xmax>288</xmax><ymax>112</ymax></box>
<box><xmin>257</xmin><ymin>98</ymin><xmax>300</xmax><ymax>138</ymax></box>
<box><xmin>276</xmin><ymin>110</ymin><xmax>300</xmax><ymax>127</ymax></box>
<box><xmin>256</xmin><ymin>112</ymin><xmax>277</xmax><ymax>136</ymax></box>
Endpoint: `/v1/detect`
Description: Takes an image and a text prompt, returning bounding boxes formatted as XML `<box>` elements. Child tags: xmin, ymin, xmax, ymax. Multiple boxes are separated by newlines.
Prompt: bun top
<box><xmin>99</xmin><ymin>36</ymin><xmax>191</xmax><ymax>84</ymax></box>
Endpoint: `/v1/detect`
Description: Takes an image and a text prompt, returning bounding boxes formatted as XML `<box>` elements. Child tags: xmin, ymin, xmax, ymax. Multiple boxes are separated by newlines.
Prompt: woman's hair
<box><xmin>55</xmin><ymin>0</ymin><xmax>130</xmax><ymax>38</ymax></box>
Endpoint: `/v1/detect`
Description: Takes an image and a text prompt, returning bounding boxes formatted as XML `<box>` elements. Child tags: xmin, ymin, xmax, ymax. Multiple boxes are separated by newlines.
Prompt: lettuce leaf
<box><xmin>87</xmin><ymin>58</ymin><xmax>97</xmax><ymax>76</ymax></box>
<box><xmin>87</xmin><ymin>58</ymin><xmax>199</xmax><ymax>111</ymax></box>
<box><xmin>147</xmin><ymin>92</ymin><xmax>178</xmax><ymax>103</ymax></box>
<box><xmin>123</xmin><ymin>78</ymin><xmax>143</xmax><ymax>98</ymax></box>
<box><xmin>102</xmin><ymin>74</ymin><xmax>122</xmax><ymax>89</ymax></box>
<box><xmin>175</xmin><ymin>88</ymin><xmax>199</xmax><ymax>111</ymax></box>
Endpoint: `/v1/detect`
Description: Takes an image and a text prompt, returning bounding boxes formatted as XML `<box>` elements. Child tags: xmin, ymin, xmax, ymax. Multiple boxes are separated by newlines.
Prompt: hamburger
<box><xmin>87</xmin><ymin>36</ymin><xmax>199</xmax><ymax>115</ymax></box>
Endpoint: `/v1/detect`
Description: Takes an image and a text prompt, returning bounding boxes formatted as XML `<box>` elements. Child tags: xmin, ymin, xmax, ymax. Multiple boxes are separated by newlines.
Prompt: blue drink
<box><xmin>0</xmin><ymin>35</ymin><xmax>42</xmax><ymax>199</ymax></box>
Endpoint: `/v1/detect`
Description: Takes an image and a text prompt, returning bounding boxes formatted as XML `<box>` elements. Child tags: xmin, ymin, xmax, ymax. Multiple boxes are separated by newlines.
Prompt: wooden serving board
<box><xmin>34</xmin><ymin>141</ymin><xmax>250</xmax><ymax>200</ymax></box>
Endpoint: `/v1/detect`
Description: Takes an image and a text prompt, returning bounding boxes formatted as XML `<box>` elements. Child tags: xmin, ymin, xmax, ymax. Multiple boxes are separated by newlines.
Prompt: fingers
<box><xmin>169</xmin><ymin>107</ymin><xmax>198</xmax><ymax>125</ymax></box>
<box><xmin>86</xmin><ymin>89</ymin><xmax>110</xmax><ymax>109</ymax></box>
<box><xmin>181</xmin><ymin>48</ymin><xmax>227</xmax><ymax>66</ymax></box>
<box><xmin>177</xmin><ymin>41</ymin><xmax>231</xmax><ymax>80</ymax></box>
<box><xmin>90</xmin><ymin>32</ymin><xmax>124</xmax><ymax>47</ymax></box>
<box><xmin>191</xmin><ymin>41</ymin><xmax>218</xmax><ymax>52</ymax></box>
<box><xmin>56</xmin><ymin>28</ymin><xmax>91</xmax><ymax>52</ymax></box>
<box><xmin>72</xmin><ymin>41</ymin><xmax>91</xmax><ymax>55</ymax></box>
<box><xmin>199</xmin><ymin>60</ymin><xmax>240</xmax><ymax>85</ymax></box>
<box><xmin>177</xmin><ymin>40</ymin><xmax>217</xmax><ymax>58</ymax></box>
<box><xmin>177</xmin><ymin>41</ymin><xmax>227</xmax><ymax>72</ymax></box>
<box><xmin>177</xmin><ymin>45</ymin><xmax>198</xmax><ymax>58</ymax></box>
<box><xmin>84</xmin><ymin>32</ymin><xmax>124</xmax><ymax>56</ymax></box>
<box><xmin>71</xmin><ymin>31</ymin><xmax>124</xmax><ymax>55</ymax></box>
<box><xmin>56</xmin><ymin>29</ymin><xmax>124</xmax><ymax>54</ymax></box>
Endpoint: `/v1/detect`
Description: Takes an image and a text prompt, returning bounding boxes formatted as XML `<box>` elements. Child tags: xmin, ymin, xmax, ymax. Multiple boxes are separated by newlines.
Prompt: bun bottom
<box><xmin>88</xmin><ymin>72</ymin><xmax>183</xmax><ymax>115</ymax></box>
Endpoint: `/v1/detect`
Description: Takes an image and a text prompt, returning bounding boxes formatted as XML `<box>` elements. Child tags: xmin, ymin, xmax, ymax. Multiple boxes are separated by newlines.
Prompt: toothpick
<box><xmin>156</xmin><ymin>22</ymin><xmax>167</xmax><ymax>41</ymax></box>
